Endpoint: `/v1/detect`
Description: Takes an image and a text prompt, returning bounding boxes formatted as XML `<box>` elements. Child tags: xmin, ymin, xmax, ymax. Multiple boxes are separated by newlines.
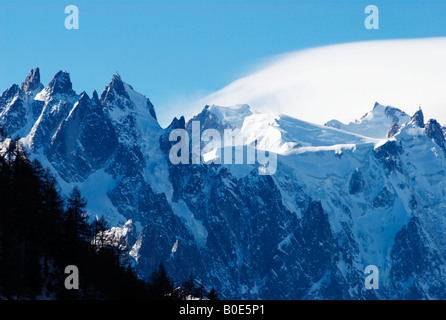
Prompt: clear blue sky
<box><xmin>1</xmin><ymin>0</ymin><xmax>445</xmax><ymax>126</ymax></box>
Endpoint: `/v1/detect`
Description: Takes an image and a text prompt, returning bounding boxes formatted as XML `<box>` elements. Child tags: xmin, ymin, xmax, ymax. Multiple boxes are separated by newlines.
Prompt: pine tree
<box><xmin>182</xmin><ymin>272</ymin><xmax>196</xmax><ymax>299</ymax></box>
<box><xmin>207</xmin><ymin>287</ymin><xmax>218</xmax><ymax>300</ymax></box>
<box><xmin>148</xmin><ymin>263</ymin><xmax>175</xmax><ymax>299</ymax></box>
<box><xmin>12</xmin><ymin>141</ymin><xmax>43</xmax><ymax>298</ymax></box>
<box><xmin>64</xmin><ymin>186</ymin><xmax>89</xmax><ymax>244</ymax></box>
<box><xmin>40</xmin><ymin>169</ymin><xmax>65</xmax><ymax>273</ymax></box>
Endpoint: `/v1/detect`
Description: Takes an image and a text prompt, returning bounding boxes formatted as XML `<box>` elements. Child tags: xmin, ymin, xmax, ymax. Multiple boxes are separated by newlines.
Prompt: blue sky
<box><xmin>1</xmin><ymin>0</ymin><xmax>445</xmax><ymax>126</ymax></box>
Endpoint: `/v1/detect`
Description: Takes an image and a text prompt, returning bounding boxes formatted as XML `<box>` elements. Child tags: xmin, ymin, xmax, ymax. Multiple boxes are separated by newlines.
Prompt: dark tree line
<box><xmin>148</xmin><ymin>263</ymin><xmax>219</xmax><ymax>300</ymax></box>
<box><xmin>0</xmin><ymin>137</ymin><xmax>217</xmax><ymax>300</ymax></box>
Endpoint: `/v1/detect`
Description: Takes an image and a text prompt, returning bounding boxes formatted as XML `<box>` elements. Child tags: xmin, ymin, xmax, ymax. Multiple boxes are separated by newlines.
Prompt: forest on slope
<box><xmin>0</xmin><ymin>135</ymin><xmax>217</xmax><ymax>300</ymax></box>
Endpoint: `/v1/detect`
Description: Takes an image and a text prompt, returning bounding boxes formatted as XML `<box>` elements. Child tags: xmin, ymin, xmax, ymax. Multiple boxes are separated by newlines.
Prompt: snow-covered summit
<box><xmin>194</xmin><ymin>103</ymin><xmax>377</xmax><ymax>156</ymax></box>
<box><xmin>205</xmin><ymin>104</ymin><xmax>254</xmax><ymax>129</ymax></box>
<box><xmin>325</xmin><ymin>102</ymin><xmax>411</xmax><ymax>139</ymax></box>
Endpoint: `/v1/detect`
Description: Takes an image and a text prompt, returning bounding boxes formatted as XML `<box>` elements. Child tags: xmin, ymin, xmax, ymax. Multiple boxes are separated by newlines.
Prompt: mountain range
<box><xmin>1</xmin><ymin>68</ymin><xmax>446</xmax><ymax>299</ymax></box>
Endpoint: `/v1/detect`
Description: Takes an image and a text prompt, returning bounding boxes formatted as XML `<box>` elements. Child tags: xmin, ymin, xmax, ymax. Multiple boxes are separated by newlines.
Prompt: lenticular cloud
<box><xmin>198</xmin><ymin>37</ymin><xmax>446</xmax><ymax>125</ymax></box>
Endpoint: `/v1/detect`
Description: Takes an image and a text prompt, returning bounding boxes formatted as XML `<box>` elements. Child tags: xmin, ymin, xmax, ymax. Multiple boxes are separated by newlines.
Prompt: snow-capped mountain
<box><xmin>324</xmin><ymin>102</ymin><xmax>411</xmax><ymax>139</ymax></box>
<box><xmin>1</xmin><ymin>68</ymin><xmax>446</xmax><ymax>299</ymax></box>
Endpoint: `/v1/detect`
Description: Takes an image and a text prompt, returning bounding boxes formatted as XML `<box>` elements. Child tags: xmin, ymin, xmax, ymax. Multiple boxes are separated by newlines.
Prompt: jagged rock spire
<box><xmin>100</xmin><ymin>71</ymin><xmax>129</xmax><ymax>103</ymax></box>
<box><xmin>47</xmin><ymin>70</ymin><xmax>75</xmax><ymax>96</ymax></box>
<box><xmin>21</xmin><ymin>67</ymin><xmax>42</xmax><ymax>94</ymax></box>
<box><xmin>92</xmin><ymin>89</ymin><xmax>99</xmax><ymax>101</ymax></box>
<box><xmin>409</xmin><ymin>108</ymin><xmax>424</xmax><ymax>128</ymax></box>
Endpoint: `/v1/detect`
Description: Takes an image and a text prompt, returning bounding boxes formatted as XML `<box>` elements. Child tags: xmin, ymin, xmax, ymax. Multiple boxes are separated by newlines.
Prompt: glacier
<box><xmin>1</xmin><ymin>68</ymin><xmax>446</xmax><ymax>299</ymax></box>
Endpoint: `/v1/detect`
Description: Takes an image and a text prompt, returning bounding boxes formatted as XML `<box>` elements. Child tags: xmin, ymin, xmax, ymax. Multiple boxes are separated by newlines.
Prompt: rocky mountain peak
<box><xmin>20</xmin><ymin>67</ymin><xmax>43</xmax><ymax>94</ymax></box>
<box><xmin>100</xmin><ymin>72</ymin><xmax>129</xmax><ymax>103</ymax></box>
<box><xmin>92</xmin><ymin>89</ymin><xmax>99</xmax><ymax>101</ymax></box>
<box><xmin>46</xmin><ymin>70</ymin><xmax>75</xmax><ymax>96</ymax></box>
<box><xmin>409</xmin><ymin>108</ymin><xmax>424</xmax><ymax>128</ymax></box>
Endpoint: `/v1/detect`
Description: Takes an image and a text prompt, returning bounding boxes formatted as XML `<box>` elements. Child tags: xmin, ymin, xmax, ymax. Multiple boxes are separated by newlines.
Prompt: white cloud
<box><xmin>194</xmin><ymin>37</ymin><xmax>446</xmax><ymax>126</ymax></box>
